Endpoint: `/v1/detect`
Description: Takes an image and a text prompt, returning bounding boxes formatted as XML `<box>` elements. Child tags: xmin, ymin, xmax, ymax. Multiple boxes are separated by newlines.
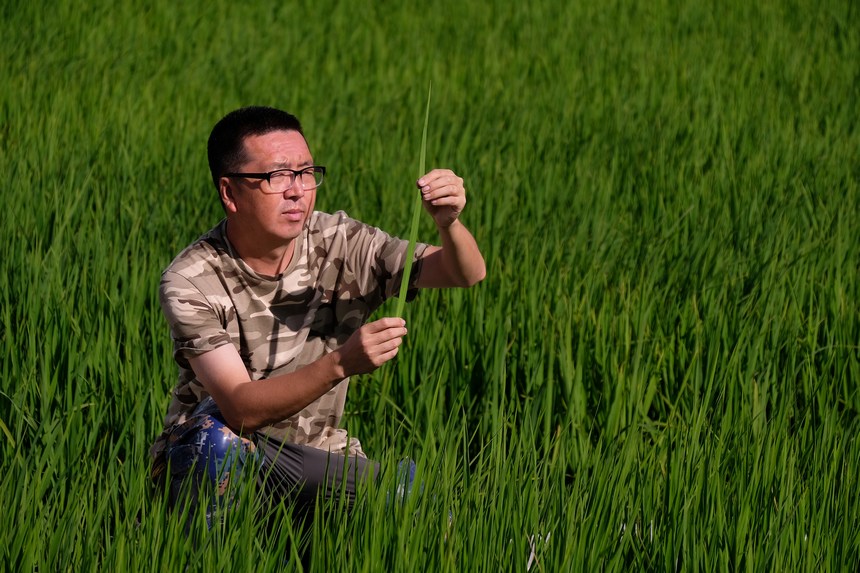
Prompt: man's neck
<box><xmin>225</xmin><ymin>221</ymin><xmax>296</xmax><ymax>277</ymax></box>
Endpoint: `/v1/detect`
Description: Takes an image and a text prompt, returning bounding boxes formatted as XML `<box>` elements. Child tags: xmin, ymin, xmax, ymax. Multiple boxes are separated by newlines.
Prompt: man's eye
<box><xmin>270</xmin><ymin>172</ymin><xmax>289</xmax><ymax>180</ymax></box>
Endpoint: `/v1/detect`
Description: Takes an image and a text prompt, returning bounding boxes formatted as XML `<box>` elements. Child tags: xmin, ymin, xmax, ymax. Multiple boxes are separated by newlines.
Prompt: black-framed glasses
<box><xmin>223</xmin><ymin>166</ymin><xmax>326</xmax><ymax>194</ymax></box>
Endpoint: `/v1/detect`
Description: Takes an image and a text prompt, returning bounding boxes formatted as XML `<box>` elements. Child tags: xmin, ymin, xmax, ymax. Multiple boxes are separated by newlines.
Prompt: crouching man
<box><xmin>150</xmin><ymin>106</ymin><xmax>485</xmax><ymax>524</ymax></box>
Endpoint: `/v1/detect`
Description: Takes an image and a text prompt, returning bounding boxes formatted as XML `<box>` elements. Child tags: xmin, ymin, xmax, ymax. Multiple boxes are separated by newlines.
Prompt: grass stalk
<box><xmin>2</xmin><ymin>1</ymin><xmax>858</xmax><ymax>569</ymax></box>
<box><xmin>395</xmin><ymin>82</ymin><xmax>432</xmax><ymax>319</ymax></box>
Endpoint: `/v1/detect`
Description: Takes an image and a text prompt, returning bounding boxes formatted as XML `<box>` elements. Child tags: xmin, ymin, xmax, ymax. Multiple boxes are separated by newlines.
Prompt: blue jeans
<box><xmin>164</xmin><ymin>398</ymin><xmax>415</xmax><ymax>527</ymax></box>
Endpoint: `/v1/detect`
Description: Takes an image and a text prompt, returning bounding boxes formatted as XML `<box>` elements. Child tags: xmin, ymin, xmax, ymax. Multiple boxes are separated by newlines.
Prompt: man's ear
<box><xmin>219</xmin><ymin>178</ymin><xmax>238</xmax><ymax>214</ymax></box>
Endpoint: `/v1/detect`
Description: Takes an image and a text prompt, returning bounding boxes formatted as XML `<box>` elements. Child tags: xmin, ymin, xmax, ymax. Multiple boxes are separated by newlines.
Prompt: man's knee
<box><xmin>164</xmin><ymin>411</ymin><xmax>257</xmax><ymax>525</ymax></box>
<box><xmin>257</xmin><ymin>439</ymin><xmax>377</xmax><ymax>506</ymax></box>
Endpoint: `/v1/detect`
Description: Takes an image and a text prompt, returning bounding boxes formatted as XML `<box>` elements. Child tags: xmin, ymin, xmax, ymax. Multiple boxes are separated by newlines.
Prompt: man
<box><xmin>151</xmin><ymin>106</ymin><xmax>485</xmax><ymax>522</ymax></box>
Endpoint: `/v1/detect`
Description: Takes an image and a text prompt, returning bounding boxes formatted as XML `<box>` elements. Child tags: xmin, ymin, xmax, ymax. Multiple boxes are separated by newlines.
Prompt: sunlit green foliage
<box><xmin>1</xmin><ymin>0</ymin><xmax>858</xmax><ymax>570</ymax></box>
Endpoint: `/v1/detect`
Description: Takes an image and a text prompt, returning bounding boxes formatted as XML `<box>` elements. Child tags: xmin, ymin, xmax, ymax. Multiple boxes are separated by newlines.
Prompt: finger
<box><xmin>417</xmin><ymin>169</ymin><xmax>457</xmax><ymax>188</ymax></box>
<box><xmin>419</xmin><ymin>175</ymin><xmax>462</xmax><ymax>192</ymax></box>
<box><xmin>378</xmin><ymin>327</ymin><xmax>408</xmax><ymax>342</ymax></box>
<box><xmin>364</xmin><ymin>325</ymin><xmax>408</xmax><ymax>345</ymax></box>
<box><xmin>375</xmin><ymin>335</ymin><xmax>404</xmax><ymax>354</ymax></box>
<box><xmin>375</xmin><ymin>346</ymin><xmax>401</xmax><ymax>365</ymax></box>
<box><xmin>425</xmin><ymin>196</ymin><xmax>464</xmax><ymax>208</ymax></box>
<box><xmin>365</xmin><ymin>317</ymin><xmax>407</xmax><ymax>332</ymax></box>
<box><xmin>421</xmin><ymin>183</ymin><xmax>465</xmax><ymax>202</ymax></box>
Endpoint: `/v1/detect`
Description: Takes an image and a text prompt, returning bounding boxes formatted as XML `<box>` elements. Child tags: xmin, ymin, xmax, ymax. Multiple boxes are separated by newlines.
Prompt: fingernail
<box><xmin>417</xmin><ymin>179</ymin><xmax>425</xmax><ymax>186</ymax></box>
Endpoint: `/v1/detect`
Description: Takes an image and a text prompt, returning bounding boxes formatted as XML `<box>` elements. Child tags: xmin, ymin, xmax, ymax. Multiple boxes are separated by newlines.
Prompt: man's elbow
<box><xmin>220</xmin><ymin>408</ymin><xmax>264</xmax><ymax>434</ymax></box>
<box><xmin>458</xmin><ymin>261</ymin><xmax>486</xmax><ymax>287</ymax></box>
<box><xmin>217</xmin><ymin>395</ymin><xmax>268</xmax><ymax>434</ymax></box>
<box><xmin>468</xmin><ymin>265</ymin><xmax>487</xmax><ymax>287</ymax></box>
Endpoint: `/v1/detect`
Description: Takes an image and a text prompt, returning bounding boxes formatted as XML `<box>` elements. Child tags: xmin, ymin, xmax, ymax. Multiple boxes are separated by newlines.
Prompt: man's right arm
<box><xmin>188</xmin><ymin>317</ymin><xmax>408</xmax><ymax>432</ymax></box>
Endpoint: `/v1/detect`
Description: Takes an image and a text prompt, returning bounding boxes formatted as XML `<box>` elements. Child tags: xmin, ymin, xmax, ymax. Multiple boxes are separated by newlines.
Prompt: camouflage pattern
<box><xmin>151</xmin><ymin>210</ymin><xmax>427</xmax><ymax>478</ymax></box>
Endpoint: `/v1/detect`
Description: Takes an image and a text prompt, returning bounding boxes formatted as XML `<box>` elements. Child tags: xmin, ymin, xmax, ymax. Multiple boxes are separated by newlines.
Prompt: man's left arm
<box><xmin>413</xmin><ymin>169</ymin><xmax>486</xmax><ymax>288</ymax></box>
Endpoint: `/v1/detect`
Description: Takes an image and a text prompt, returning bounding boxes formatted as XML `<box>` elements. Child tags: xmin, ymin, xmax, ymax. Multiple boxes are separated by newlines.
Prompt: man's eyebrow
<box><xmin>272</xmin><ymin>160</ymin><xmax>313</xmax><ymax>169</ymax></box>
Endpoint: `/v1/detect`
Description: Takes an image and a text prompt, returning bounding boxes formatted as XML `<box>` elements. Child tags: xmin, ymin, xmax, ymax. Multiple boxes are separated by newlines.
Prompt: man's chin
<box><xmin>274</xmin><ymin>220</ymin><xmax>307</xmax><ymax>241</ymax></box>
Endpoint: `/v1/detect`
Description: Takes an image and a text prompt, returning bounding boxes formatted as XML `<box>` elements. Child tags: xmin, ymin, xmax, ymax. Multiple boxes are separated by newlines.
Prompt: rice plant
<box><xmin>395</xmin><ymin>82</ymin><xmax>432</xmax><ymax>320</ymax></box>
<box><xmin>1</xmin><ymin>0</ymin><xmax>857</xmax><ymax>570</ymax></box>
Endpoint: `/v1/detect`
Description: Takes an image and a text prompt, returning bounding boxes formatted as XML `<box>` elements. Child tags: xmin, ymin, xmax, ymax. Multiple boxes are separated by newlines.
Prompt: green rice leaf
<box><xmin>395</xmin><ymin>82</ymin><xmax>432</xmax><ymax>319</ymax></box>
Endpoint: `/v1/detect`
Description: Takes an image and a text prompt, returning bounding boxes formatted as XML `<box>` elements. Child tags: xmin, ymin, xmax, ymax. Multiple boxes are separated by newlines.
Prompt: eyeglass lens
<box><xmin>268</xmin><ymin>168</ymin><xmax>323</xmax><ymax>193</ymax></box>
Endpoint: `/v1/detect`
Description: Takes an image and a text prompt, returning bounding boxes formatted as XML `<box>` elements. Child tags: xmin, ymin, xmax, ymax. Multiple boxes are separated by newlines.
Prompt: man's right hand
<box><xmin>188</xmin><ymin>317</ymin><xmax>407</xmax><ymax>432</ymax></box>
<box><xmin>329</xmin><ymin>317</ymin><xmax>408</xmax><ymax>378</ymax></box>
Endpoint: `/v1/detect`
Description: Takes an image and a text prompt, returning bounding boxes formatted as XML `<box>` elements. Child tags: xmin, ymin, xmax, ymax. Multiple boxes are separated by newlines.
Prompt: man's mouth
<box><xmin>282</xmin><ymin>208</ymin><xmax>304</xmax><ymax>221</ymax></box>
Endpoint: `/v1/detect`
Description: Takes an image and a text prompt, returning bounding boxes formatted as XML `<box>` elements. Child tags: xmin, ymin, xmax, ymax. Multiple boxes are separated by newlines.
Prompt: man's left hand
<box><xmin>417</xmin><ymin>169</ymin><xmax>466</xmax><ymax>229</ymax></box>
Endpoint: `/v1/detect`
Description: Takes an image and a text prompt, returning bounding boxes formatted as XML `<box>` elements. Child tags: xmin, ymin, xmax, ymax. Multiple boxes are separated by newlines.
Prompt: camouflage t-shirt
<box><xmin>151</xmin><ymin>210</ymin><xmax>427</xmax><ymax>468</ymax></box>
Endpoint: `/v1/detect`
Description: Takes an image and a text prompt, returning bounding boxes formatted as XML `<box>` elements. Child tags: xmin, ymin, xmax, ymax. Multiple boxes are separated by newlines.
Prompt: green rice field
<box><xmin>1</xmin><ymin>0</ymin><xmax>858</xmax><ymax>570</ymax></box>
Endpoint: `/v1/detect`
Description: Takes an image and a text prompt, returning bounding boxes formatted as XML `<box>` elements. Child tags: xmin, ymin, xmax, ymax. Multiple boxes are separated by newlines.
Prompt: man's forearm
<box><xmin>195</xmin><ymin>318</ymin><xmax>408</xmax><ymax>433</ymax></box>
<box><xmin>215</xmin><ymin>353</ymin><xmax>344</xmax><ymax>432</ymax></box>
<box><xmin>433</xmin><ymin>220</ymin><xmax>486</xmax><ymax>287</ymax></box>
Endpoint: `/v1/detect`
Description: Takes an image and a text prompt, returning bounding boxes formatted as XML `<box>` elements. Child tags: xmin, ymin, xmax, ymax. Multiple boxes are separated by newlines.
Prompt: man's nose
<box><xmin>284</xmin><ymin>183</ymin><xmax>306</xmax><ymax>198</ymax></box>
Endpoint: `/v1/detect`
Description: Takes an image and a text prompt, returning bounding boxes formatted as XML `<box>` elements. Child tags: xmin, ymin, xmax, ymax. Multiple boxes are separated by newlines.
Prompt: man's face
<box><xmin>221</xmin><ymin>129</ymin><xmax>317</xmax><ymax>247</ymax></box>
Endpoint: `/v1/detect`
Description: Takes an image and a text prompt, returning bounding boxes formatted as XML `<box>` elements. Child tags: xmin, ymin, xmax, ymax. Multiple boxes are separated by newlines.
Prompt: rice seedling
<box><xmin>1</xmin><ymin>0</ymin><xmax>857</xmax><ymax>570</ymax></box>
<box><xmin>395</xmin><ymin>83</ymin><xmax>432</xmax><ymax>320</ymax></box>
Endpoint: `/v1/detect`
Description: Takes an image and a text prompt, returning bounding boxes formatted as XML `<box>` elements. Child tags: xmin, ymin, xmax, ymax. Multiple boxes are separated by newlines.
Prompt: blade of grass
<box><xmin>395</xmin><ymin>82</ymin><xmax>432</xmax><ymax>319</ymax></box>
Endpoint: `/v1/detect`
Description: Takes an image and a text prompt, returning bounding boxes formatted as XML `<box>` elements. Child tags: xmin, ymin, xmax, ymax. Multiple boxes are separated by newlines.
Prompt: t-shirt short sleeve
<box><xmin>159</xmin><ymin>270</ymin><xmax>231</xmax><ymax>361</ymax></box>
<box><xmin>336</xmin><ymin>212</ymin><xmax>427</xmax><ymax>306</ymax></box>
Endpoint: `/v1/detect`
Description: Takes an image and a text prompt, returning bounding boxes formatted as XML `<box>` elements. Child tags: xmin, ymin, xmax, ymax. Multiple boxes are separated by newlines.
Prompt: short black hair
<box><xmin>207</xmin><ymin>106</ymin><xmax>304</xmax><ymax>191</ymax></box>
